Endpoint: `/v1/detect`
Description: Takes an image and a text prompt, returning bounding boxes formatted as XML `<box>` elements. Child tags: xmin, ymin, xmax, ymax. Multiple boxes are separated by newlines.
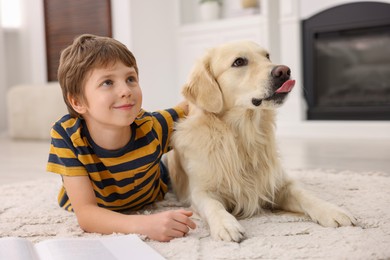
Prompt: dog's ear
<box><xmin>182</xmin><ymin>53</ymin><xmax>223</xmax><ymax>113</ymax></box>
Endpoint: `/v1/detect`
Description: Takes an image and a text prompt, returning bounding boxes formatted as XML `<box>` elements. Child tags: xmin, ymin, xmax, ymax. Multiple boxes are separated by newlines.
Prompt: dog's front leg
<box><xmin>191</xmin><ymin>188</ymin><xmax>245</xmax><ymax>242</ymax></box>
<box><xmin>276</xmin><ymin>180</ymin><xmax>357</xmax><ymax>227</ymax></box>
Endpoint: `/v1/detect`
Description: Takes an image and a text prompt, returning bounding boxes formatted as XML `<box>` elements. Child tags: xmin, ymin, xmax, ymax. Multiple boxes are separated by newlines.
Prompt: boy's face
<box><xmin>74</xmin><ymin>61</ymin><xmax>142</xmax><ymax>129</ymax></box>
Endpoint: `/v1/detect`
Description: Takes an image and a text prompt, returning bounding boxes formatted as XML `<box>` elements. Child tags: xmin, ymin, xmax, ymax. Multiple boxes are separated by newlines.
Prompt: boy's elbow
<box><xmin>74</xmin><ymin>207</ymin><xmax>98</xmax><ymax>233</ymax></box>
<box><xmin>76</xmin><ymin>214</ymin><xmax>92</xmax><ymax>232</ymax></box>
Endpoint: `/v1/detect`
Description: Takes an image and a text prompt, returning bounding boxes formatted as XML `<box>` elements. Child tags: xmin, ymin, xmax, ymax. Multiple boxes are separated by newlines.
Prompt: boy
<box><xmin>47</xmin><ymin>34</ymin><xmax>196</xmax><ymax>242</ymax></box>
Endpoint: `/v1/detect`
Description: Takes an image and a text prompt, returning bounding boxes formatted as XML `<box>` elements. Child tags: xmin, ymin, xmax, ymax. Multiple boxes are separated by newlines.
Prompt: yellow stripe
<box><xmin>96</xmin><ymin>179</ymin><xmax>156</xmax><ymax>209</ymax></box>
<box><xmin>57</xmin><ymin>187</ymin><xmax>74</xmax><ymax>212</ymax></box>
<box><xmin>78</xmin><ymin>153</ymin><xmax>100</xmax><ymax>165</ymax></box>
<box><xmin>71</xmin><ymin>130</ymin><xmax>86</xmax><ymax>147</ymax></box>
<box><xmin>84</xmin><ymin>140</ymin><xmax>160</xmax><ymax>168</ymax></box>
<box><xmin>50</xmin><ymin>145</ymin><xmax>77</xmax><ymax>159</ymax></box>
<box><xmin>60</xmin><ymin>117</ymin><xmax>78</xmax><ymax>128</ymax></box>
<box><xmin>47</xmin><ymin>162</ymin><xmax>88</xmax><ymax>176</ymax></box>
<box><xmin>91</xmin><ymin>164</ymin><xmax>160</xmax><ymax>199</ymax></box>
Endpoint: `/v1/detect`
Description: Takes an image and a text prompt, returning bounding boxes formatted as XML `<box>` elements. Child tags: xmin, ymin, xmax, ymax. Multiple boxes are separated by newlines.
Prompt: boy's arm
<box><xmin>63</xmin><ymin>176</ymin><xmax>196</xmax><ymax>242</ymax></box>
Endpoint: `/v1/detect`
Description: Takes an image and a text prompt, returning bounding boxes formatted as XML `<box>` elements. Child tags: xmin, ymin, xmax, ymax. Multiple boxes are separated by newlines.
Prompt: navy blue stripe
<box><xmin>120</xmin><ymin>176</ymin><xmax>162</xmax><ymax>210</ymax></box>
<box><xmin>132</xmin><ymin>132</ymin><xmax>156</xmax><ymax>150</ymax></box>
<box><xmin>149</xmin><ymin>127</ymin><xmax>168</xmax><ymax>153</ymax></box>
<box><xmin>82</xmin><ymin>142</ymin><xmax>160</xmax><ymax>175</ymax></box>
<box><xmin>92</xmin><ymin>159</ymin><xmax>159</xmax><ymax>190</ymax></box>
<box><xmin>101</xmin><ymin>176</ymin><xmax>160</xmax><ymax>210</ymax></box>
<box><xmin>66</xmin><ymin>119</ymin><xmax>82</xmax><ymax>136</ymax></box>
<box><xmin>135</xmin><ymin>168</ymin><xmax>160</xmax><ymax>191</ymax></box>
<box><xmin>54</xmin><ymin>115</ymin><xmax>82</xmax><ymax>137</ymax></box>
<box><xmin>136</xmin><ymin>119</ymin><xmax>151</xmax><ymax>128</ymax></box>
<box><xmin>52</xmin><ymin>126</ymin><xmax>79</xmax><ymax>156</ymax></box>
<box><xmin>151</xmin><ymin>112</ymin><xmax>169</xmax><ymax>151</ymax></box>
<box><xmin>51</xmin><ymin>136</ymin><xmax>92</xmax><ymax>157</ymax></box>
<box><xmin>152</xmin><ymin>111</ymin><xmax>168</xmax><ymax>128</ymax></box>
<box><xmin>75</xmin><ymin>146</ymin><xmax>92</xmax><ymax>156</ymax></box>
<box><xmin>157</xmin><ymin>109</ymin><xmax>180</xmax><ymax>150</ymax></box>
<box><xmin>65</xmin><ymin>204</ymin><xmax>73</xmax><ymax>212</ymax></box>
<box><xmin>166</xmin><ymin>108</ymin><xmax>179</xmax><ymax>121</ymax></box>
<box><xmin>92</xmin><ymin>171</ymin><xmax>139</xmax><ymax>190</ymax></box>
<box><xmin>48</xmin><ymin>153</ymin><xmax>84</xmax><ymax>167</ymax></box>
<box><xmin>94</xmin><ymin>170</ymin><xmax>158</xmax><ymax>203</ymax></box>
<box><xmin>59</xmin><ymin>192</ymin><xmax>69</xmax><ymax>208</ymax></box>
<box><xmin>51</xmin><ymin>117</ymin><xmax>91</xmax><ymax>156</ymax></box>
<box><xmin>107</xmin><ymin>146</ymin><xmax>160</xmax><ymax>174</ymax></box>
<box><xmin>49</xmin><ymin>142</ymin><xmax>91</xmax><ymax>157</ymax></box>
<box><xmin>51</xmin><ymin>137</ymin><xmax>70</xmax><ymax>149</ymax></box>
<box><xmin>84</xmin><ymin>162</ymin><xmax>107</xmax><ymax>173</ymax></box>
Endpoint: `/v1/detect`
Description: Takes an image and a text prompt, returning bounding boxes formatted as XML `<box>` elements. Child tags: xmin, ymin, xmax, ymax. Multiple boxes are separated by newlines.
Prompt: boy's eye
<box><xmin>127</xmin><ymin>76</ymin><xmax>137</xmax><ymax>83</ymax></box>
<box><xmin>101</xmin><ymin>80</ymin><xmax>113</xmax><ymax>86</ymax></box>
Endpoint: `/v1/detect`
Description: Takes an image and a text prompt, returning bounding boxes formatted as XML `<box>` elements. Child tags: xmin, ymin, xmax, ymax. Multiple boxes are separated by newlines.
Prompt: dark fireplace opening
<box><xmin>302</xmin><ymin>2</ymin><xmax>390</xmax><ymax>120</ymax></box>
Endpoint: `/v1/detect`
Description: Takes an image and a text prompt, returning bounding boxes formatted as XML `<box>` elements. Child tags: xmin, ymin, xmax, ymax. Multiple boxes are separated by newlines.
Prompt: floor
<box><xmin>0</xmin><ymin>133</ymin><xmax>389</xmax><ymax>185</ymax></box>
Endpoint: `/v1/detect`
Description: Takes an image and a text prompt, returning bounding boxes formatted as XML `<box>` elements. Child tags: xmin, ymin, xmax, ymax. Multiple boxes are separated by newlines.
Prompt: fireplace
<box><xmin>302</xmin><ymin>2</ymin><xmax>390</xmax><ymax>120</ymax></box>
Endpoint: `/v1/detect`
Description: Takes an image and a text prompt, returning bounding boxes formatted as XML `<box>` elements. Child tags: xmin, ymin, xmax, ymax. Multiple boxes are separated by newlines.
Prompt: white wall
<box><xmin>111</xmin><ymin>0</ymin><xmax>133</xmax><ymax>50</ymax></box>
<box><xmin>74</xmin><ymin>0</ymin><xmax>179</xmax><ymax>111</ymax></box>
<box><xmin>93</xmin><ymin>0</ymin><xmax>180</xmax><ymax>112</ymax></box>
<box><xmin>0</xmin><ymin>0</ymin><xmax>46</xmax><ymax>133</ymax></box>
<box><xmin>0</xmin><ymin>3</ymin><xmax>6</xmax><ymax>132</ymax></box>
<box><xmin>129</xmin><ymin>0</ymin><xmax>180</xmax><ymax>111</ymax></box>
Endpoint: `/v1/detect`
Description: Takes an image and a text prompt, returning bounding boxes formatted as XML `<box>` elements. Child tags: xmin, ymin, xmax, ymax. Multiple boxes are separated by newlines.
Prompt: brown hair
<box><xmin>57</xmin><ymin>34</ymin><xmax>138</xmax><ymax>117</ymax></box>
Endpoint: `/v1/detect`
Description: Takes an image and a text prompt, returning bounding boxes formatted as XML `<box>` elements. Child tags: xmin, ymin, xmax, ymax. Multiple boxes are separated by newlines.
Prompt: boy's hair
<box><xmin>57</xmin><ymin>34</ymin><xmax>139</xmax><ymax>117</ymax></box>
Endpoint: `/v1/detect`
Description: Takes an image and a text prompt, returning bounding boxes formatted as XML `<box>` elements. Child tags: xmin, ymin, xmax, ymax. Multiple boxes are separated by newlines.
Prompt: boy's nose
<box><xmin>119</xmin><ymin>83</ymin><xmax>132</xmax><ymax>97</ymax></box>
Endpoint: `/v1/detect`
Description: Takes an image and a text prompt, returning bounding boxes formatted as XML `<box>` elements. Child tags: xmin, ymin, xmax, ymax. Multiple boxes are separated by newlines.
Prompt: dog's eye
<box><xmin>232</xmin><ymin>57</ymin><xmax>248</xmax><ymax>67</ymax></box>
<box><xmin>266</xmin><ymin>53</ymin><xmax>270</xmax><ymax>60</ymax></box>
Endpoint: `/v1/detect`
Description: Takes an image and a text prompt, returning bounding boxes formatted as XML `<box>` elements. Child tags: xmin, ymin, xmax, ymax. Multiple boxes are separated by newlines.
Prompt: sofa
<box><xmin>6</xmin><ymin>82</ymin><xmax>68</xmax><ymax>140</ymax></box>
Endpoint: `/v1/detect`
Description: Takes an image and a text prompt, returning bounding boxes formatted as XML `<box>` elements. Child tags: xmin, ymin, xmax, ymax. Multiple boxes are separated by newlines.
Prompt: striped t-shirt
<box><xmin>46</xmin><ymin>108</ymin><xmax>183</xmax><ymax>212</ymax></box>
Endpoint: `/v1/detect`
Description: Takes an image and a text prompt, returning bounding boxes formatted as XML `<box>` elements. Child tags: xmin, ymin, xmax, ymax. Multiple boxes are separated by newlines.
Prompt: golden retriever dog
<box><xmin>167</xmin><ymin>41</ymin><xmax>356</xmax><ymax>242</ymax></box>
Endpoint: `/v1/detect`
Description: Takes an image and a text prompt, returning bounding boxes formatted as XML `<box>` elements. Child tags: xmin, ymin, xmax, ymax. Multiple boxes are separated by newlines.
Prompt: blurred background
<box><xmin>0</xmin><ymin>0</ymin><xmax>389</xmax><ymax>139</ymax></box>
<box><xmin>0</xmin><ymin>0</ymin><xmax>390</xmax><ymax>184</ymax></box>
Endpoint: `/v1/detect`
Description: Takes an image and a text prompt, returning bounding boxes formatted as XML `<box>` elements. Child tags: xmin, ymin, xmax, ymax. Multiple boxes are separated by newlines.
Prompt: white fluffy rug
<box><xmin>1</xmin><ymin>169</ymin><xmax>389</xmax><ymax>259</ymax></box>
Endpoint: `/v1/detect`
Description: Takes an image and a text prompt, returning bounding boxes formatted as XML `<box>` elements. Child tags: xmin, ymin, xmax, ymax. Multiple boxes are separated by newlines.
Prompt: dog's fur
<box><xmin>167</xmin><ymin>41</ymin><xmax>356</xmax><ymax>242</ymax></box>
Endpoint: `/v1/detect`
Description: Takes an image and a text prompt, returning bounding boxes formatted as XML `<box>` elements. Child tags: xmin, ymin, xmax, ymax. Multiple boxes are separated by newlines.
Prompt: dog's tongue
<box><xmin>275</xmin><ymin>79</ymin><xmax>295</xmax><ymax>93</ymax></box>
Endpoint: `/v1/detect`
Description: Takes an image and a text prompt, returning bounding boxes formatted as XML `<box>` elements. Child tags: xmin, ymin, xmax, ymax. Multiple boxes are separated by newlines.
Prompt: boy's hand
<box><xmin>177</xmin><ymin>100</ymin><xmax>189</xmax><ymax>116</ymax></box>
<box><xmin>142</xmin><ymin>209</ymin><xmax>196</xmax><ymax>242</ymax></box>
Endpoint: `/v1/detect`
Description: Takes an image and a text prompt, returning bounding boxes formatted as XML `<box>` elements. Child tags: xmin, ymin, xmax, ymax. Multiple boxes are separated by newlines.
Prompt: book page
<box><xmin>35</xmin><ymin>234</ymin><xmax>165</xmax><ymax>260</ymax></box>
<box><xmin>36</xmin><ymin>239</ymin><xmax>116</xmax><ymax>260</ymax></box>
<box><xmin>0</xmin><ymin>237</ymin><xmax>39</xmax><ymax>260</ymax></box>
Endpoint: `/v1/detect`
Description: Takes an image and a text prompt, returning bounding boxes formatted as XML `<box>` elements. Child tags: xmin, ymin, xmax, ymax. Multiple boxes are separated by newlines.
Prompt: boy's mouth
<box><xmin>113</xmin><ymin>103</ymin><xmax>134</xmax><ymax>109</ymax></box>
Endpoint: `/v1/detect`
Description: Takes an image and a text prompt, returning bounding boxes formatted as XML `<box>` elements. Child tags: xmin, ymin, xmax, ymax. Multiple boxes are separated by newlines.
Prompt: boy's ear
<box><xmin>67</xmin><ymin>94</ymin><xmax>87</xmax><ymax>114</ymax></box>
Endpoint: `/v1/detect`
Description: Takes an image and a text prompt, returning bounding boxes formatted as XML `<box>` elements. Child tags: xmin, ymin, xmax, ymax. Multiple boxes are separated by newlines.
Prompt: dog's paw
<box><xmin>310</xmin><ymin>203</ymin><xmax>357</xmax><ymax>227</ymax></box>
<box><xmin>209</xmin><ymin>213</ymin><xmax>246</xmax><ymax>242</ymax></box>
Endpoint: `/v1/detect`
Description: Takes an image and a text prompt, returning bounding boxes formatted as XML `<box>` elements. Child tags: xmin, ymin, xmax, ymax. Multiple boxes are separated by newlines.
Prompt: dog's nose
<box><xmin>271</xmin><ymin>65</ymin><xmax>291</xmax><ymax>79</ymax></box>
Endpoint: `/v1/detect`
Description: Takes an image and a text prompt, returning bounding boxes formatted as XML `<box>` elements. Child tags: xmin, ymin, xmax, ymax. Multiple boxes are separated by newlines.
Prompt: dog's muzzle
<box><xmin>251</xmin><ymin>79</ymin><xmax>295</xmax><ymax>106</ymax></box>
<box><xmin>252</xmin><ymin>65</ymin><xmax>296</xmax><ymax>106</ymax></box>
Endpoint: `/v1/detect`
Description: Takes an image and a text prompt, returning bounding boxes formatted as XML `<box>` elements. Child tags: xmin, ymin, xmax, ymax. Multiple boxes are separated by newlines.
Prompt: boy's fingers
<box><xmin>177</xmin><ymin>209</ymin><xmax>193</xmax><ymax>216</ymax></box>
<box><xmin>168</xmin><ymin>229</ymin><xmax>186</xmax><ymax>239</ymax></box>
<box><xmin>173</xmin><ymin>210</ymin><xmax>197</xmax><ymax>229</ymax></box>
<box><xmin>187</xmin><ymin>219</ymin><xmax>196</xmax><ymax>229</ymax></box>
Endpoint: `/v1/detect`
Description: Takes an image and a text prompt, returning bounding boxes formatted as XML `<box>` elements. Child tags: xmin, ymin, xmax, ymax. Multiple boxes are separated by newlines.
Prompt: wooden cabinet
<box><xmin>43</xmin><ymin>0</ymin><xmax>112</xmax><ymax>81</ymax></box>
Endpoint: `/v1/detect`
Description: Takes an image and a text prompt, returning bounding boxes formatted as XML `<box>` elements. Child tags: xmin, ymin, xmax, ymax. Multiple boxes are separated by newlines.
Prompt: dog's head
<box><xmin>182</xmin><ymin>41</ymin><xmax>295</xmax><ymax>113</ymax></box>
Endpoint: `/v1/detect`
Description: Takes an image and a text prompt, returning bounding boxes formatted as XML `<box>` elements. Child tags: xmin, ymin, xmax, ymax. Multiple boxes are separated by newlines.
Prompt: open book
<box><xmin>0</xmin><ymin>234</ymin><xmax>165</xmax><ymax>260</ymax></box>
